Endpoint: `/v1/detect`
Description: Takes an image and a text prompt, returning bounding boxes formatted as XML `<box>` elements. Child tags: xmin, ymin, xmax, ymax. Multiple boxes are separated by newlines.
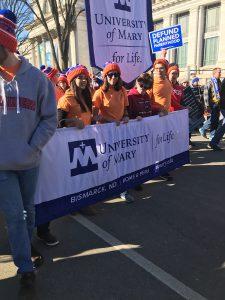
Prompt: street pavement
<box><xmin>0</xmin><ymin>134</ymin><xmax>225</xmax><ymax>300</ymax></box>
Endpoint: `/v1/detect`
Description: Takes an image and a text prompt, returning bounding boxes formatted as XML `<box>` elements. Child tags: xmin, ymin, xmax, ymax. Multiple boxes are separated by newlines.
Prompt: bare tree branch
<box><xmin>21</xmin><ymin>0</ymin><xmax>85</xmax><ymax>71</ymax></box>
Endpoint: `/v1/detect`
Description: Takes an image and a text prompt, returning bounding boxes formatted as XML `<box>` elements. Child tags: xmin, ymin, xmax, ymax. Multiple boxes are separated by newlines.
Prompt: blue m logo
<box><xmin>114</xmin><ymin>0</ymin><xmax>131</xmax><ymax>12</ymax></box>
<box><xmin>69</xmin><ymin>139</ymin><xmax>98</xmax><ymax>177</ymax></box>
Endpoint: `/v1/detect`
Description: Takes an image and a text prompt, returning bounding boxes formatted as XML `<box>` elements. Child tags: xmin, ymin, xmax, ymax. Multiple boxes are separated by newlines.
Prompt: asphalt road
<box><xmin>0</xmin><ymin>135</ymin><xmax>225</xmax><ymax>300</ymax></box>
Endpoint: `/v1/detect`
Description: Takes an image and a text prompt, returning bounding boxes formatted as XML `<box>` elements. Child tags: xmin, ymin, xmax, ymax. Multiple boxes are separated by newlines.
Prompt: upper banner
<box><xmin>35</xmin><ymin>111</ymin><xmax>189</xmax><ymax>225</ymax></box>
<box><xmin>85</xmin><ymin>0</ymin><xmax>154</xmax><ymax>83</ymax></box>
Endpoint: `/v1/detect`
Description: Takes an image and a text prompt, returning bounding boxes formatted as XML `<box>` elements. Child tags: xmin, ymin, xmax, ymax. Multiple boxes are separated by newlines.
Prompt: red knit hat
<box><xmin>102</xmin><ymin>62</ymin><xmax>121</xmax><ymax>77</ymax></box>
<box><xmin>153</xmin><ymin>59</ymin><xmax>169</xmax><ymax>72</ymax></box>
<box><xmin>0</xmin><ymin>10</ymin><xmax>17</xmax><ymax>53</ymax></box>
<box><xmin>58</xmin><ymin>73</ymin><xmax>68</xmax><ymax>85</ymax></box>
<box><xmin>66</xmin><ymin>65</ymin><xmax>89</xmax><ymax>85</ymax></box>
<box><xmin>168</xmin><ymin>65</ymin><xmax>179</xmax><ymax>76</ymax></box>
<box><xmin>43</xmin><ymin>67</ymin><xmax>59</xmax><ymax>80</ymax></box>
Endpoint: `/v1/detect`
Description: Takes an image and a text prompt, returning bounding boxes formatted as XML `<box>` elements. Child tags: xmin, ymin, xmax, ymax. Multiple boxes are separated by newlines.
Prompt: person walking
<box><xmin>199</xmin><ymin>68</ymin><xmax>222</xmax><ymax>140</ymax></box>
<box><xmin>0</xmin><ymin>10</ymin><xmax>57</xmax><ymax>287</ymax></box>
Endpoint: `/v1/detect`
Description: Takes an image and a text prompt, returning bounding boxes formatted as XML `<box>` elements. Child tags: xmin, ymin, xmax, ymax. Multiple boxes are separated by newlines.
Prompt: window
<box><xmin>154</xmin><ymin>19</ymin><xmax>163</xmax><ymax>31</ymax></box>
<box><xmin>203</xmin><ymin>5</ymin><xmax>220</xmax><ymax>66</ymax></box>
<box><xmin>177</xmin><ymin>13</ymin><xmax>189</xmax><ymax>38</ymax></box>
<box><xmin>205</xmin><ymin>5</ymin><xmax>220</xmax><ymax>32</ymax></box>
<box><xmin>153</xmin><ymin>20</ymin><xmax>163</xmax><ymax>58</ymax></box>
<box><xmin>176</xmin><ymin>43</ymin><xmax>188</xmax><ymax>68</ymax></box>
<box><xmin>203</xmin><ymin>37</ymin><xmax>219</xmax><ymax>65</ymax></box>
<box><xmin>43</xmin><ymin>2</ymin><xmax>50</xmax><ymax>14</ymax></box>
<box><xmin>175</xmin><ymin>12</ymin><xmax>189</xmax><ymax>67</ymax></box>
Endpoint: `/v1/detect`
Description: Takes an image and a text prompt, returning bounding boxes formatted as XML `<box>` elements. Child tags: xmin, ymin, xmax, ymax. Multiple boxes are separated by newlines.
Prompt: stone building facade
<box><xmin>22</xmin><ymin>0</ymin><xmax>225</xmax><ymax>79</ymax></box>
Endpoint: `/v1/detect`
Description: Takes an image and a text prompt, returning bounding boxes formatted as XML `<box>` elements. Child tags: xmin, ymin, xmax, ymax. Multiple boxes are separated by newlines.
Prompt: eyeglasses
<box><xmin>107</xmin><ymin>73</ymin><xmax>120</xmax><ymax>79</ymax></box>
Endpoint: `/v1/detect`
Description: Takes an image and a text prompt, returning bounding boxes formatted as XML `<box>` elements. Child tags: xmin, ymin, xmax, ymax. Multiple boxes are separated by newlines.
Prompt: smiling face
<box><xmin>169</xmin><ymin>70</ymin><xmax>179</xmax><ymax>84</ymax></box>
<box><xmin>75</xmin><ymin>74</ymin><xmax>88</xmax><ymax>90</ymax></box>
<box><xmin>58</xmin><ymin>81</ymin><xmax>68</xmax><ymax>91</ymax></box>
<box><xmin>106</xmin><ymin>72</ymin><xmax>120</xmax><ymax>86</ymax></box>
<box><xmin>154</xmin><ymin>63</ymin><xmax>166</xmax><ymax>79</ymax></box>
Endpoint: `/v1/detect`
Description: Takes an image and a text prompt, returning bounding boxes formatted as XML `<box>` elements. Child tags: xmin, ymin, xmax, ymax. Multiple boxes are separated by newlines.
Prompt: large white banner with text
<box><xmin>35</xmin><ymin>111</ymin><xmax>189</xmax><ymax>225</ymax></box>
<box><xmin>85</xmin><ymin>0</ymin><xmax>154</xmax><ymax>83</ymax></box>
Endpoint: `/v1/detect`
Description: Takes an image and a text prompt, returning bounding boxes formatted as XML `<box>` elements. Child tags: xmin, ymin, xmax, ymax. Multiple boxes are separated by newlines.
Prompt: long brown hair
<box><xmin>102</xmin><ymin>76</ymin><xmax>123</xmax><ymax>92</ymax></box>
<box><xmin>70</xmin><ymin>79</ymin><xmax>92</xmax><ymax>113</ymax></box>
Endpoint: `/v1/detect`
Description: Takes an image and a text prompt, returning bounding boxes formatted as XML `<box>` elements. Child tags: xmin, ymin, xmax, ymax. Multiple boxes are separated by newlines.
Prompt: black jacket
<box><xmin>220</xmin><ymin>79</ymin><xmax>225</xmax><ymax>110</ymax></box>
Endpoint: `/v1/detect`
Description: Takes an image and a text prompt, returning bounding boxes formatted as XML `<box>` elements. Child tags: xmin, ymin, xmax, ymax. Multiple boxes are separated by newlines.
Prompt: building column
<box><xmin>41</xmin><ymin>37</ymin><xmax>46</xmax><ymax>66</ymax></box>
<box><xmin>70</xmin><ymin>30</ymin><xmax>77</xmax><ymax>65</ymax></box>
<box><xmin>187</xmin><ymin>7</ymin><xmax>199</xmax><ymax>70</ymax></box>
<box><xmin>196</xmin><ymin>5</ymin><xmax>205</xmax><ymax>69</ymax></box>
<box><xmin>170</xmin><ymin>14</ymin><xmax>177</xmax><ymax>63</ymax></box>
<box><xmin>31</xmin><ymin>40</ymin><xmax>36</xmax><ymax>66</ymax></box>
<box><xmin>37</xmin><ymin>42</ymin><xmax>42</xmax><ymax>67</ymax></box>
<box><xmin>217</xmin><ymin>0</ymin><xmax>225</xmax><ymax>67</ymax></box>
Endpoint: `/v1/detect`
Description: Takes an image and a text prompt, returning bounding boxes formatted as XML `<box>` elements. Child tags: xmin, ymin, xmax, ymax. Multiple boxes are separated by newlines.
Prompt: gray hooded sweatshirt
<box><xmin>0</xmin><ymin>56</ymin><xmax>57</xmax><ymax>170</ymax></box>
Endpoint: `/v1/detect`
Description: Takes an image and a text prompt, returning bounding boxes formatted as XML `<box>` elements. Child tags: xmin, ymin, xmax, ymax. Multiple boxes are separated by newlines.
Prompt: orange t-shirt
<box><xmin>152</xmin><ymin>77</ymin><xmax>172</xmax><ymax>112</ymax></box>
<box><xmin>57</xmin><ymin>89</ymin><xmax>92</xmax><ymax>126</ymax></box>
<box><xmin>0</xmin><ymin>63</ymin><xmax>21</xmax><ymax>81</ymax></box>
<box><xmin>93</xmin><ymin>86</ymin><xmax>129</xmax><ymax>122</ymax></box>
<box><xmin>55</xmin><ymin>86</ymin><xmax>65</xmax><ymax>103</ymax></box>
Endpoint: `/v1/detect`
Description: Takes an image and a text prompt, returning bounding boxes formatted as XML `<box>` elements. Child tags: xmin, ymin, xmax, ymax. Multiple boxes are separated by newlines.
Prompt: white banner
<box><xmin>35</xmin><ymin>111</ymin><xmax>189</xmax><ymax>225</ymax></box>
<box><xmin>85</xmin><ymin>0</ymin><xmax>154</xmax><ymax>83</ymax></box>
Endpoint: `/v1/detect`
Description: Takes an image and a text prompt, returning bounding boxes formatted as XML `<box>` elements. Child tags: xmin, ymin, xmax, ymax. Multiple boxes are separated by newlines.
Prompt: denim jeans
<box><xmin>211</xmin><ymin>109</ymin><xmax>225</xmax><ymax>146</ymax></box>
<box><xmin>200</xmin><ymin>104</ymin><xmax>220</xmax><ymax>139</ymax></box>
<box><xmin>0</xmin><ymin>167</ymin><xmax>39</xmax><ymax>273</ymax></box>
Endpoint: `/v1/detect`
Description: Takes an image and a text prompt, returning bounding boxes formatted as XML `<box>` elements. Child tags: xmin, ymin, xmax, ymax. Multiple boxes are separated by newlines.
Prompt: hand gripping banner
<box><xmin>35</xmin><ymin>110</ymin><xmax>190</xmax><ymax>225</ymax></box>
<box><xmin>85</xmin><ymin>0</ymin><xmax>154</xmax><ymax>83</ymax></box>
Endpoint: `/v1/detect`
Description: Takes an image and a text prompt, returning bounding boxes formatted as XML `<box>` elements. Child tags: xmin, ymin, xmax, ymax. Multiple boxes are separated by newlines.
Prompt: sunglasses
<box><xmin>107</xmin><ymin>73</ymin><xmax>120</xmax><ymax>79</ymax></box>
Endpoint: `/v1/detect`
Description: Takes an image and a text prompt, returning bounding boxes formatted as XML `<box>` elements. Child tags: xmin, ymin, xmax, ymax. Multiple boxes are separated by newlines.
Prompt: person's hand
<box><xmin>158</xmin><ymin>109</ymin><xmax>168</xmax><ymax>117</ymax></box>
<box><xmin>75</xmin><ymin>119</ymin><xmax>85</xmax><ymax>129</ymax></box>
<box><xmin>136</xmin><ymin>116</ymin><xmax>142</xmax><ymax>121</ymax></box>
<box><xmin>122</xmin><ymin>116</ymin><xmax>129</xmax><ymax>123</ymax></box>
<box><xmin>206</xmin><ymin>106</ymin><xmax>211</xmax><ymax>114</ymax></box>
<box><xmin>161</xmin><ymin>49</ymin><xmax>167</xmax><ymax>58</ymax></box>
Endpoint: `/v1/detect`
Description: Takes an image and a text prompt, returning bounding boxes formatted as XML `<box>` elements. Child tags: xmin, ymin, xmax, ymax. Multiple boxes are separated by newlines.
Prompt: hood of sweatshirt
<box><xmin>0</xmin><ymin>56</ymin><xmax>57</xmax><ymax>170</ymax></box>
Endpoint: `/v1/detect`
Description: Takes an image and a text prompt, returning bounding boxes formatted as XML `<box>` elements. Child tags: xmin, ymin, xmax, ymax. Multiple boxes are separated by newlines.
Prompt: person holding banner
<box><xmin>0</xmin><ymin>9</ymin><xmax>57</xmax><ymax>288</ymax></box>
<box><xmin>58</xmin><ymin>65</ymin><xmax>92</xmax><ymax>128</ymax></box>
<box><xmin>127</xmin><ymin>73</ymin><xmax>162</xmax><ymax>119</ymax></box>
<box><xmin>167</xmin><ymin>64</ymin><xmax>185</xmax><ymax>112</ymax></box>
<box><xmin>93</xmin><ymin>62</ymin><xmax>134</xmax><ymax>203</ymax></box>
<box><xmin>57</xmin><ymin>65</ymin><xmax>98</xmax><ymax>215</ymax></box>
<box><xmin>199</xmin><ymin>68</ymin><xmax>222</xmax><ymax>141</ymax></box>
<box><xmin>152</xmin><ymin>58</ymin><xmax>172</xmax><ymax>113</ymax></box>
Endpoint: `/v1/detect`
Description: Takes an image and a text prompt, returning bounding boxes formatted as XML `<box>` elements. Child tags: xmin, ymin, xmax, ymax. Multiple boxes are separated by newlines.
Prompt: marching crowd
<box><xmin>0</xmin><ymin>9</ymin><xmax>225</xmax><ymax>289</ymax></box>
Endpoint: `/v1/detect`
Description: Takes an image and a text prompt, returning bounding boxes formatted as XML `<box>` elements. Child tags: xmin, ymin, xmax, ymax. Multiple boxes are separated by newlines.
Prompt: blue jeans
<box><xmin>211</xmin><ymin>109</ymin><xmax>225</xmax><ymax>146</ymax></box>
<box><xmin>0</xmin><ymin>167</ymin><xmax>39</xmax><ymax>273</ymax></box>
<box><xmin>200</xmin><ymin>104</ymin><xmax>220</xmax><ymax>139</ymax></box>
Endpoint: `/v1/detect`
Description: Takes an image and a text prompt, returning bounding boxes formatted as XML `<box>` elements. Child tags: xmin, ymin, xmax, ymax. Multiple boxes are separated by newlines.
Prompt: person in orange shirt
<box><xmin>58</xmin><ymin>65</ymin><xmax>98</xmax><ymax>215</ymax></box>
<box><xmin>152</xmin><ymin>59</ymin><xmax>173</xmax><ymax>181</ymax></box>
<box><xmin>152</xmin><ymin>58</ymin><xmax>172</xmax><ymax>113</ymax></box>
<box><xmin>93</xmin><ymin>62</ymin><xmax>134</xmax><ymax>203</ymax></box>
<box><xmin>92</xmin><ymin>62</ymin><xmax>129</xmax><ymax>124</ymax></box>
<box><xmin>57</xmin><ymin>65</ymin><xmax>92</xmax><ymax>128</ymax></box>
